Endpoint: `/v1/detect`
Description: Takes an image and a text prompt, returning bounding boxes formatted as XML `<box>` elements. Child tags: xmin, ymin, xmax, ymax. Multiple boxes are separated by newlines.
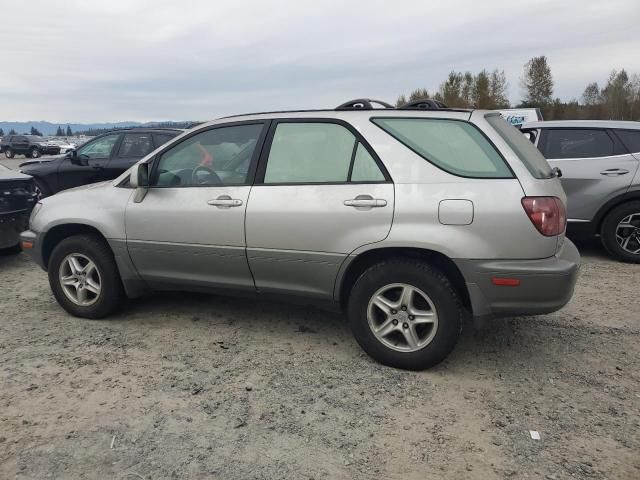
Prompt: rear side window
<box><xmin>615</xmin><ymin>130</ymin><xmax>640</xmax><ymax>153</ymax></box>
<box><xmin>373</xmin><ymin>117</ymin><xmax>513</xmax><ymax>178</ymax></box>
<box><xmin>539</xmin><ymin>129</ymin><xmax>614</xmax><ymax>159</ymax></box>
<box><xmin>486</xmin><ymin>115</ymin><xmax>552</xmax><ymax>179</ymax></box>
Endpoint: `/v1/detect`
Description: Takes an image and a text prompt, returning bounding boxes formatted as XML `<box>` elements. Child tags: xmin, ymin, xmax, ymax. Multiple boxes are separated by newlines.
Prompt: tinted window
<box><xmin>487</xmin><ymin>115</ymin><xmax>551</xmax><ymax>179</ymax></box>
<box><xmin>264</xmin><ymin>123</ymin><xmax>355</xmax><ymax>183</ymax></box>
<box><xmin>541</xmin><ymin>129</ymin><xmax>613</xmax><ymax>159</ymax></box>
<box><xmin>153</xmin><ymin>133</ymin><xmax>177</xmax><ymax>148</ymax></box>
<box><xmin>154</xmin><ymin>124</ymin><xmax>263</xmax><ymax>187</ymax></box>
<box><xmin>77</xmin><ymin>134</ymin><xmax>120</xmax><ymax>159</ymax></box>
<box><xmin>374</xmin><ymin>117</ymin><xmax>513</xmax><ymax>178</ymax></box>
<box><xmin>351</xmin><ymin>143</ymin><xmax>385</xmax><ymax>182</ymax></box>
<box><xmin>118</xmin><ymin>133</ymin><xmax>153</xmax><ymax>157</ymax></box>
<box><xmin>616</xmin><ymin>130</ymin><xmax>640</xmax><ymax>153</ymax></box>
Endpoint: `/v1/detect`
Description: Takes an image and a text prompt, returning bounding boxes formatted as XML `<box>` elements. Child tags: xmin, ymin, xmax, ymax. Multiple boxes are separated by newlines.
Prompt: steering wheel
<box><xmin>191</xmin><ymin>165</ymin><xmax>223</xmax><ymax>185</ymax></box>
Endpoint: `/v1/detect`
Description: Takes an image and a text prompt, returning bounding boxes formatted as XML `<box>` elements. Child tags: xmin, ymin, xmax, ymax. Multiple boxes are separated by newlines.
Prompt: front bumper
<box><xmin>455</xmin><ymin>239</ymin><xmax>581</xmax><ymax>318</ymax></box>
<box><xmin>19</xmin><ymin>229</ymin><xmax>46</xmax><ymax>268</ymax></box>
<box><xmin>1</xmin><ymin>211</ymin><xmax>32</xmax><ymax>249</ymax></box>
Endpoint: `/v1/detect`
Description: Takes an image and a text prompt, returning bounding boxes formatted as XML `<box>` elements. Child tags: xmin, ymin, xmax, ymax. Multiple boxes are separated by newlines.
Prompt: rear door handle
<box><xmin>207</xmin><ymin>195</ymin><xmax>243</xmax><ymax>208</ymax></box>
<box><xmin>600</xmin><ymin>168</ymin><xmax>629</xmax><ymax>176</ymax></box>
<box><xmin>344</xmin><ymin>195</ymin><xmax>387</xmax><ymax>208</ymax></box>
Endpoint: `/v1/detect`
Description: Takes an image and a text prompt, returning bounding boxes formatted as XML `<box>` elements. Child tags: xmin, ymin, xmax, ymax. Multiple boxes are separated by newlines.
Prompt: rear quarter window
<box><xmin>615</xmin><ymin>129</ymin><xmax>640</xmax><ymax>154</ymax></box>
<box><xmin>486</xmin><ymin>114</ymin><xmax>553</xmax><ymax>179</ymax></box>
<box><xmin>372</xmin><ymin>117</ymin><xmax>513</xmax><ymax>178</ymax></box>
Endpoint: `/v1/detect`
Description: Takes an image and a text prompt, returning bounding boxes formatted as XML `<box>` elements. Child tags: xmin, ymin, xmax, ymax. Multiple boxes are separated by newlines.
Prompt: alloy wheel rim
<box><xmin>367</xmin><ymin>283</ymin><xmax>439</xmax><ymax>353</ymax></box>
<box><xmin>58</xmin><ymin>253</ymin><xmax>102</xmax><ymax>306</ymax></box>
<box><xmin>615</xmin><ymin>213</ymin><xmax>640</xmax><ymax>255</ymax></box>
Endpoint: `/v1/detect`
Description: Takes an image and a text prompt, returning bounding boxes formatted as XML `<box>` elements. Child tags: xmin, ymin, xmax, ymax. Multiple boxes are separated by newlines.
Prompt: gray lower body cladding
<box><xmin>455</xmin><ymin>239</ymin><xmax>581</xmax><ymax>318</ymax></box>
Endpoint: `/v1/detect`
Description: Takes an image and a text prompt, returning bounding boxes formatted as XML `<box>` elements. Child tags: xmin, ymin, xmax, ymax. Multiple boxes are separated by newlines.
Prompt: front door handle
<box><xmin>207</xmin><ymin>195</ymin><xmax>243</xmax><ymax>208</ymax></box>
<box><xmin>344</xmin><ymin>194</ymin><xmax>387</xmax><ymax>208</ymax></box>
<box><xmin>600</xmin><ymin>168</ymin><xmax>629</xmax><ymax>176</ymax></box>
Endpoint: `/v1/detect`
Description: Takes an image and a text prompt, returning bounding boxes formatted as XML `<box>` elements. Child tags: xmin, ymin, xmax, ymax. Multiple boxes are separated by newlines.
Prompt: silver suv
<box><xmin>522</xmin><ymin>120</ymin><xmax>640</xmax><ymax>263</ymax></box>
<box><xmin>21</xmin><ymin>99</ymin><xmax>580</xmax><ymax>370</ymax></box>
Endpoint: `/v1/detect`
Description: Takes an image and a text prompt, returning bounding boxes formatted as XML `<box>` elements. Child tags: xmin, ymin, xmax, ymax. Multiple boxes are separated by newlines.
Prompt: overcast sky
<box><xmin>1</xmin><ymin>0</ymin><xmax>639</xmax><ymax>122</ymax></box>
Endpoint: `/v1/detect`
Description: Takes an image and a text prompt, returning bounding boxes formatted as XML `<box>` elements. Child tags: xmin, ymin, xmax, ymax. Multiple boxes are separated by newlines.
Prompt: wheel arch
<box><xmin>336</xmin><ymin>246</ymin><xmax>470</xmax><ymax>312</ymax></box>
<box><xmin>41</xmin><ymin>223</ymin><xmax>113</xmax><ymax>269</ymax></box>
<box><xmin>593</xmin><ymin>189</ymin><xmax>640</xmax><ymax>234</ymax></box>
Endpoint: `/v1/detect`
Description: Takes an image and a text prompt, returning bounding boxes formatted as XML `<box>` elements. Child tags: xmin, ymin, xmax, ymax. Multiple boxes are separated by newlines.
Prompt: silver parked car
<box><xmin>20</xmin><ymin>99</ymin><xmax>580</xmax><ymax>370</ymax></box>
<box><xmin>522</xmin><ymin>120</ymin><xmax>640</xmax><ymax>263</ymax></box>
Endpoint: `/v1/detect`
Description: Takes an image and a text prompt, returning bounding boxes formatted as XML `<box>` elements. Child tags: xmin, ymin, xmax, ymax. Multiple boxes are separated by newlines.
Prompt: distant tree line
<box><xmin>397</xmin><ymin>56</ymin><xmax>640</xmax><ymax>121</ymax></box>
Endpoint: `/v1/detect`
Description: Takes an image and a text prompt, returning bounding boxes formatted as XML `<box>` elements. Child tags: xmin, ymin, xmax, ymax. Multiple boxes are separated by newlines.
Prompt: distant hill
<box><xmin>0</xmin><ymin>120</ymin><xmax>195</xmax><ymax>136</ymax></box>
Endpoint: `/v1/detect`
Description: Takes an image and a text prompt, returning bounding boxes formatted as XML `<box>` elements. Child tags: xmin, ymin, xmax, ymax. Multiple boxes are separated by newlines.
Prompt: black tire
<box><xmin>347</xmin><ymin>259</ymin><xmax>463</xmax><ymax>370</ymax></box>
<box><xmin>48</xmin><ymin>234</ymin><xmax>125</xmax><ymax>318</ymax></box>
<box><xmin>33</xmin><ymin>178</ymin><xmax>52</xmax><ymax>199</ymax></box>
<box><xmin>601</xmin><ymin>201</ymin><xmax>640</xmax><ymax>263</ymax></box>
<box><xmin>30</xmin><ymin>147</ymin><xmax>41</xmax><ymax>158</ymax></box>
<box><xmin>4</xmin><ymin>148</ymin><xmax>14</xmax><ymax>159</ymax></box>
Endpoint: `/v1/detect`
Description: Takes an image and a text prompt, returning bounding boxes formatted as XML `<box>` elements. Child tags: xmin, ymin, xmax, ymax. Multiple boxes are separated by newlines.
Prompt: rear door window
<box><xmin>539</xmin><ymin>129</ymin><xmax>614</xmax><ymax>159</ymax></box>
<box><xmin>373</xmin><ymin>117</ymin><xmax>513</xmax><ymax>178</ymax></box>
<box><xmin>615</xmin><ymin>130</ymin><xmax>640</xmax><ymax>154</ymax></box>
<box><xmin>118</xmin><ymin>133</ymin><xmax>154</xmax><ymax>157</ymax></box>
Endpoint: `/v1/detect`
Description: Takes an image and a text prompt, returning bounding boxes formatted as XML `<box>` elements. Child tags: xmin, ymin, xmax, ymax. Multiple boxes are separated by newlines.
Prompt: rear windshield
<box><xmin>372</xmin><ymin>118</ymin><xmax>513</xmax><ymax>178</ymax></box>
<box><xmin>485</xmin><ymin>114</ymin><xmax>553</xmax><ymax>179</ymax></box>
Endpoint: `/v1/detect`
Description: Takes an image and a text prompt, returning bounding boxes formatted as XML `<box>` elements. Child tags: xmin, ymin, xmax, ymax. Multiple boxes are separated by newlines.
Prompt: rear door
<box><xmin>538</xmin><ymin>128</ymin><xmax>639</xmax><ymax>220</ymax></box>
<box><xmin>245</xmin><ymin>119</ymin><xmax>394</xmax><ymax>299</ymax></box>
<box><xmin>106</xmin><ymin>132</ymin><xmax>156</xmax><ymax>179</ymax></box>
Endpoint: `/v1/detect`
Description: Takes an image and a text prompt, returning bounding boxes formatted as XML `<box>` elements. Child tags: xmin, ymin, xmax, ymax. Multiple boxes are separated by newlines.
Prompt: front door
<box><xmin>57</xmin><ymin>133</ymin><xmax>121</xmax><ymax>191</ymax></box>
<box><xmin>539</xmin><ymin>128</ymin><xmax>639</xmax><ymax>220</ymax></box>
<box><xmin>125</xmin><ymin>121</ymin><xmax>268</xmax><ymax>291</ymax></box>
<box><xmin>245</xmin><ymin>120</ymin><xmax>394</xmax><ymax>299</ymax></box>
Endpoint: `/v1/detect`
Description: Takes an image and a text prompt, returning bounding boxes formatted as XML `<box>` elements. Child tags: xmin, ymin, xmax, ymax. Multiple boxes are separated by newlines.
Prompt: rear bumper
<box><xmin>455</xmin><ymin>239</ymin><xmax>581</xmax><ymax>318</ymax></box>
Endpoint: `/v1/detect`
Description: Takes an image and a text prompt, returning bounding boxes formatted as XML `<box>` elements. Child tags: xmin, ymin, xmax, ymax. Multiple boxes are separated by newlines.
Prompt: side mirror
<box><xmin>130</xmin><ymin>162</ymin><xmax>151</xmax><ymax>203</ymax></box>
<box><xmin>130</xmin><ymin>162</ymin><xmax>150</xmax><ymax>188</ymax></box>
<box><xmin>68</xmin><ymin>150</ymin><xmax>88</xmax><ymax>166</ymax></box>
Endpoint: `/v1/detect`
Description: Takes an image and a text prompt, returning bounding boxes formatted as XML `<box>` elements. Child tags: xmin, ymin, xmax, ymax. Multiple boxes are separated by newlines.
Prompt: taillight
<box><xmin>521</xmin><ymin>197</ymin><xmax>566</xmax><ymax>236</ymax></box>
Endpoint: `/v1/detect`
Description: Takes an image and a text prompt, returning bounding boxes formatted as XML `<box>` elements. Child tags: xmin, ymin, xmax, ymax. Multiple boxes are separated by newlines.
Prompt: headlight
<box><xmin>29</xmin><ymin>202</ymin><xmax>43</xmax><ymax>228</ymax></box>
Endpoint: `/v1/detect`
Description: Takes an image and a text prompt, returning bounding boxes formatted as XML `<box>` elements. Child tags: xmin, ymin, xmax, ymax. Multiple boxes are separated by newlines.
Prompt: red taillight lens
<box><xmin>521</xmin><ymin>197</ymin><xmax>566</xmax><ymax>236</ymax></box>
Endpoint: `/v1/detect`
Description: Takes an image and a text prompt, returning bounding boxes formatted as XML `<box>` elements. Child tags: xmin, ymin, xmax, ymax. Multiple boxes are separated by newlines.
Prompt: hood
<box><xmin>55</xmin><ymin>180</ymin><xmax>113</xmax><ymax>195</ymax></box>
<box><xmin>0</xmin><ymin>166</ymin><xmax>33</xmax><ymax>182</ymax></box>
<box><xmin>20</xmin><ymin>155</ymin><xmax>65</xmax><ymax>168</ymax></box>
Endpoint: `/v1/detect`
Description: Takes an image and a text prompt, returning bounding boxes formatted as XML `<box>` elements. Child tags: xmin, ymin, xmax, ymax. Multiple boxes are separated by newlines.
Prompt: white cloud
<box><xmin>0</xmin><ymin>0</ymin><xmax>639</xmax><ymax>121</ymax></box>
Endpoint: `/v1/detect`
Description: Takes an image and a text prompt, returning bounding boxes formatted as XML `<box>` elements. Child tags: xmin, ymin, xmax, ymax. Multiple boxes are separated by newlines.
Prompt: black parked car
<box><xmin>1</xmin><ymin>135</ymin><xmax>61</xmax><ymax>158</ymax></box>
<box><xmin>19</xmin><ymin>128</ymin><xmax>181</xmax><ymax>197</ymax></box>
<box><xmin>0</xmin><ymin>164</ymin><xmax>37</xmax><ymax>252</ymax></box>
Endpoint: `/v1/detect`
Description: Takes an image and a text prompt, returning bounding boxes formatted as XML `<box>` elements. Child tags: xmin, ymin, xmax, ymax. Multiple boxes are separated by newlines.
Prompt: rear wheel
<box><xmin>347</xmin><ymin>259</ymin><xmax>463</xmax><ymax>370</ymax></box>
<box><xmin>601</xmin><ymin>201</ymin><xmax>640</xmax><ymax>263</ymax></box>
<box><xmin>30</xmin><ymin>147</ymin><xmax>41</xmax><ymax>158</ymax></box>
<box><xmin>4</xmin><ymin>148</ymin><xmax>14</xmax><ymax>158</ymax></box>
<box><xmin>48</xmin><ymin>234</ymin><xmax>125</xmax><ymax>318</ymax></box>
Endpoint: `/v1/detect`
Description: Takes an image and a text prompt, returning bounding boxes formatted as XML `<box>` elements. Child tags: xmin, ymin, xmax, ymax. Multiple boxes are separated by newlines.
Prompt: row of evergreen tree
<box><xmin>0</xmin><ymin>125</ymin><xmax>73</xmax><ymax>137</ymax></box>
<box><xmin>397</xmin><ymin>56</ymin><xmax>640</xmax><ymax>121</ymax></box>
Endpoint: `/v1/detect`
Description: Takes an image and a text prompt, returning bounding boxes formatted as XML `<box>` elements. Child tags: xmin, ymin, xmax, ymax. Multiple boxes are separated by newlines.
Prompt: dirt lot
<box><xmin>1</xmin><ymin>230</ymin><xmax>639</xmax><ymax>479</ymax></box>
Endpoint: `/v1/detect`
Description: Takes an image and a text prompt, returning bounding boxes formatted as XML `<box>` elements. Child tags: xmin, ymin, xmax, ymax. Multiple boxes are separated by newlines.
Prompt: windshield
<box><xmin>485</xmin><ymin>114</ymin><xmax>553</xmax><ymax>179</ymax></box>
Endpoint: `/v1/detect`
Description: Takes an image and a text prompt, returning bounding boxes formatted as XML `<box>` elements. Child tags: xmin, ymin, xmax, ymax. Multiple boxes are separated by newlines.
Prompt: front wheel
<box><xmin>347</xmin><ymin>259</ymin><xmax>463</xmax><ymax>370</ymax></box>
<box><xmin>48</xmin><ymin>234</ymin><xmax>125</xmax><ymax>318</ymax></box>
<box><xmin>4</xmin><ymin>148</ymin><xmax>14</xmax><ymax>158</ymax></box>
<box><xmin>30</xmin><ymin>147</ymin><xmax>41</xmax><ymax>158</ymax></box>
<box><xmin>601</xmin><ymin>201</ymin><xmax>640</xmax><ymax>263</ymax></box>
<box><xmin>33</xmin><ymin>179</ymin><xmax>51</xmax><ymax>200</ymax></box>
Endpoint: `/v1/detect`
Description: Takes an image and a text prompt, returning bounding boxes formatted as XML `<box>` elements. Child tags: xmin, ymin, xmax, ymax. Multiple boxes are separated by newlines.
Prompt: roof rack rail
<box><xmin>335</xmin><ymin>98</ymin><xmax>395</xmax><ymax>111</ymax></box>
<box><xmin>398</xmin><ymin>99</ymin><xmax>449</xmax><ymax>110</ymax></box>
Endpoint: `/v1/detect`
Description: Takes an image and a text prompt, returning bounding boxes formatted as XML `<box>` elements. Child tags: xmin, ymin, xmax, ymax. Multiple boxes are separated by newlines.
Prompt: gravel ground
<box><xmin>1</xmin><ymin>239</ymin><xmax>638</xmax><ymax>480</ymax></box>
